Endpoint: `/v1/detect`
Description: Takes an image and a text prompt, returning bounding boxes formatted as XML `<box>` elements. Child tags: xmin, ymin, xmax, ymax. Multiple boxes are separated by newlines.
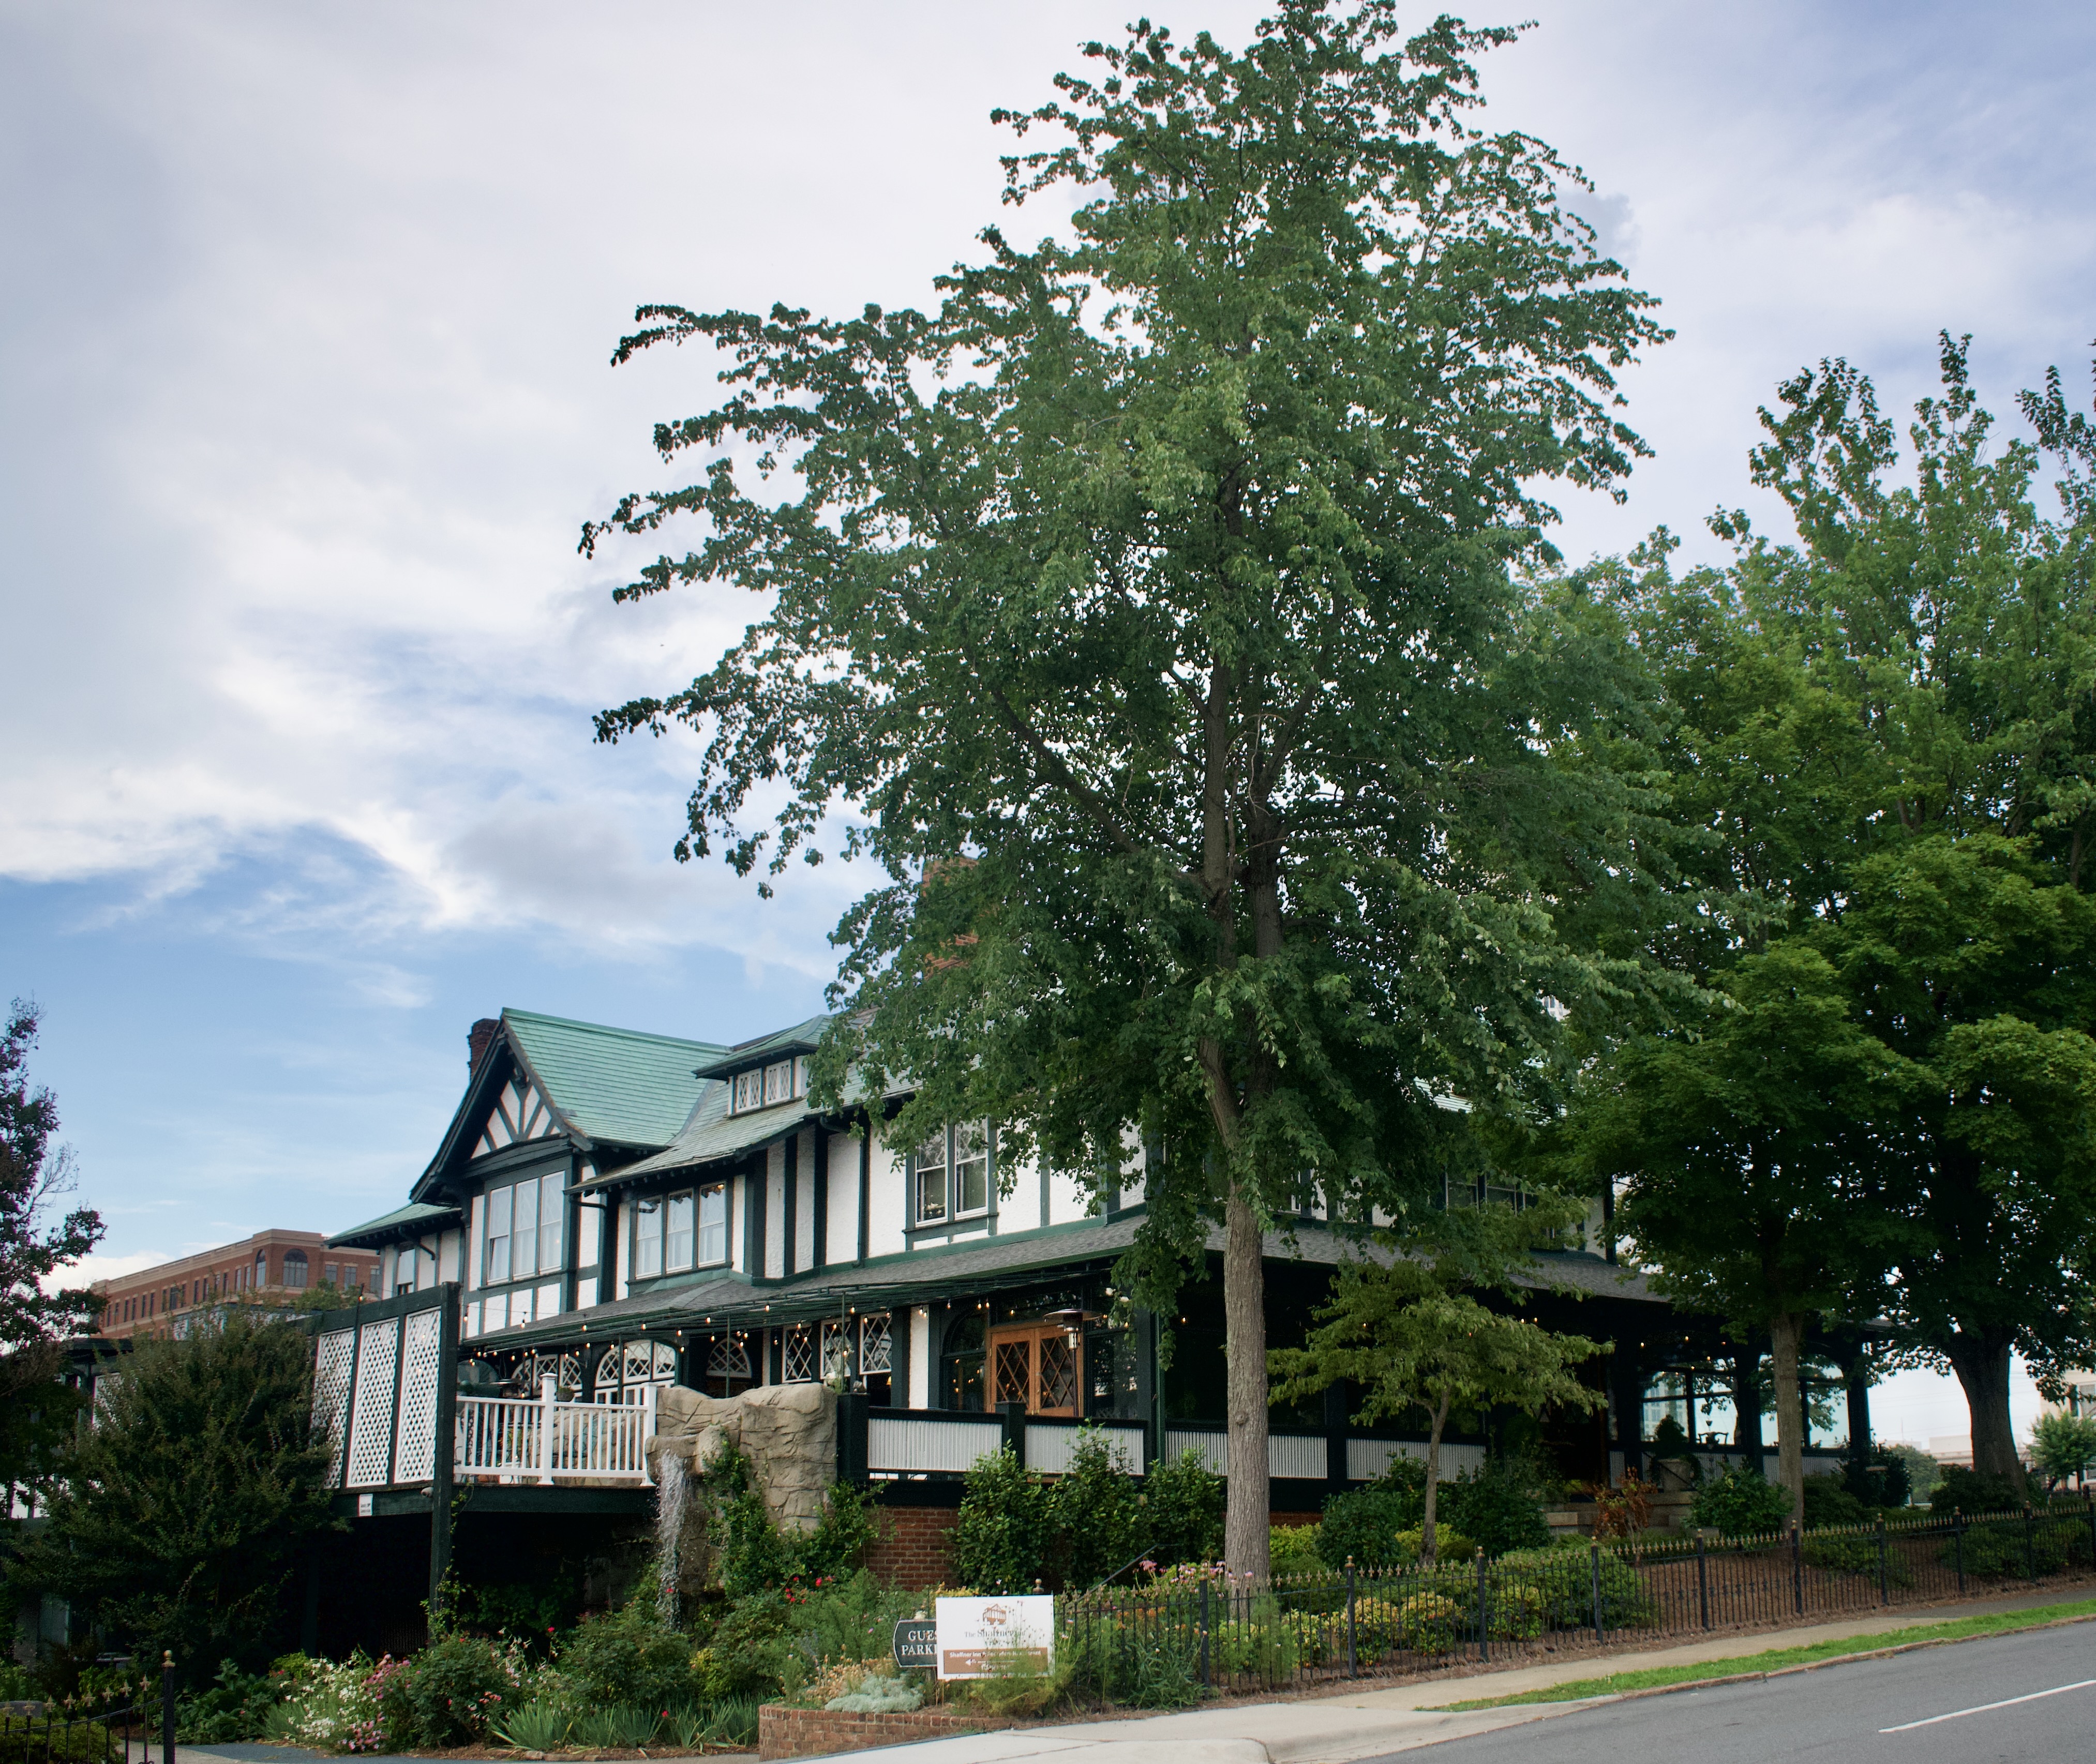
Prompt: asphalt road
<box><xmin>1369</xmin><ymin>1623</ymin><xmax>2096</xmax><ymax>1764</ymax></box>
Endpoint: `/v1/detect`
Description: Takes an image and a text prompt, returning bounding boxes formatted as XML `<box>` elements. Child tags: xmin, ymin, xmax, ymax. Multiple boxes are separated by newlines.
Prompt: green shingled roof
<box><xmin>505</xmin><ymin>1009</ymin><xmax>727</xmax><ymax>1149</ymax></box>
<box><xmin>329</xmin><ymin>1200</ymin><xmax>460</xmax><ymax>1248</ymax></box>
<box><xmin>691</xmin><ymin>1015</ymin><xmax>832</xmax><ymax>1080</ymax></box>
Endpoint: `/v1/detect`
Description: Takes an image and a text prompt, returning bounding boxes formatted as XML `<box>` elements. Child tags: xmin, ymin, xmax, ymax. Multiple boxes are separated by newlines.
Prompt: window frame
<box><xmin>480</xmin><ymin>1168</ymin><xmax>567</xmax><ymax>1292</ymax></box>
<box><xmin>909</xmin><ymin>1123</ymin><xmax>993</xmax><ymax>1227</ymax></box>
<box><xmin>631</xmin><ymin>1180</ymin><xmax>730</xmax><ymax>1281</ymax></box>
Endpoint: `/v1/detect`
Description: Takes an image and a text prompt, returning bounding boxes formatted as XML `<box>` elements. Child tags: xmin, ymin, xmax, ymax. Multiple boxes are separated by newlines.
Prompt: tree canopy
<box><xmin>1559</xmin><ymin>339</ymin><xmax>2096</xmax><ymax>1486</ymax></box>
<box><xmin>1</xmin><ymin>1000</ymin><xmax>103</xmax><ymax>1497</ymax></box>
<box><xmin>588</xmin><ymin>0</ymin><xmax>1674</xmax><ymax>1574</ymax></box>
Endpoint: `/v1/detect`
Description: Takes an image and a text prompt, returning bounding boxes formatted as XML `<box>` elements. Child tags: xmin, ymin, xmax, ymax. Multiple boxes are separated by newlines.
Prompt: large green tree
<box><xmin>1563</xmin><ymin>340</ymin><xmax>2096</xmax><ymax>1489</ymax></box>
<box><xmin>1566</xmin><ymin>944</ymin><xmax>1907</xmax><ymax>1517</ymax></box>
<box><xmin>9</xmin><ymin>1311</ymin><xmax>337</xmax><ymax>1679</ymax></box>
<box><xmin>586</xmin><ymin>3</ymin><xmax>1674</xmax><ymax>1573</ymax></box>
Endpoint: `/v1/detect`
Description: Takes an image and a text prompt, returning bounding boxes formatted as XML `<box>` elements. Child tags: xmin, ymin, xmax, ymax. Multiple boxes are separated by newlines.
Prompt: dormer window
<box><xmin>728</xmin><ymin>1056</ymin><xmax>808</xmax><ymax>1114</ymax></box>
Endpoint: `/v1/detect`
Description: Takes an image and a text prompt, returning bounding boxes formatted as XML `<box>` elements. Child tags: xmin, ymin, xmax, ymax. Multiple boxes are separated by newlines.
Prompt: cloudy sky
<box><xmin>4</xmin><ymin>0</ymin><xmax>2090</xmax><ymax>1443</ymax></box>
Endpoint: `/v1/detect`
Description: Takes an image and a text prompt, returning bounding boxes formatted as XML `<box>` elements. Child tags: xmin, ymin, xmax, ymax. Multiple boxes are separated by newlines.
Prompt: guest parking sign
<box><xmin>932</xmin><ymin>1595</ymin><xmax>1055</xmax><ymax>1679</ymax></box>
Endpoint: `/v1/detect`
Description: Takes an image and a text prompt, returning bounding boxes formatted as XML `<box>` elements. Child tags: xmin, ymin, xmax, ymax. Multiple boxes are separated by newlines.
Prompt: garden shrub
<box><xmin>710</xmin><ymin>1446</ymin><xmax>879</xmax><ymax>1597</ymax></box>
<box><xmin>1308</xmin><ymin>1483</ymin><xmax>1425</xmax><ymax>1567</ymax></box>
<box><xmin>1066</xmin><ymin>1609</ymin><xmax>1202</xmax><ymax>1708</ymax></box>
<box><xmin>1928</xmin><ymin>1466</ymin><xmax>2022</xmax><ymax>1517</ymax></box>
<box><xmin>1144</xmin><ymin>1448</ymin><xmax>1226</xmax><ymax>1570</ymax></box>
<box><xmin>1942</xmin><ymin>1513</ymin><xmax>2085</xmax><ymax>1579</ymax></box>
<box><xmin>1800</xmin><ymin>1475</ymin><xmax>1867</xmax><ymax>1529</ymax></box>
<box><xmin>1646</xmin><ymin>1415</ymin><xmax>1700</xmax><ymax>1484</ymax></box>
<box><xmin>1045</xmin><ymin>1428</ymin><xmax>1147</xmax><ymax>1589</ymax></box>
<box><xmin>559</xmin><ymin>1572</ymin><xmax>699</xmax><ymax>1713</ymax></box>
<box><xmin>1843</xmin><ymin>1453</ymin><xmax>1911</xmax><ymax>1510</ymax></box>
<box><xmin>951</xmin><ymin>1447</ymin><xmax>1050</xmax><ymax>1592</ymax></box>
<box><xmin>688</xmin><ymin>1589</ymin><xmax>798</xmax><ymax>1700</ymax></box>
<box><xmin>1690</xmin><ymin>1462</ymin><xmax>1791</xmax><ymax>1537</ymax></box>
<box><xmin>263</xmin><ymin>1654</ymin><xmax>397</xmax><ymax>1754</ymax></box>
<box><xmin>1801</xmin><ymin>1531</ymin><xmax>1913</xmax><ymax>1587</ymax></box>
<box><xmin>1270</xmin><ymin>1524</ymin><xmax>1322</xmax><ymax>1578</ymax></box>
<box><xmin>1495</xmin><ymin>1542</ymin><xmax>1654</xmax><ymax>1631</ymax></box>
<box><xmin>383</xmin><ymin>1632</ymin><xmax>526</xmax><ymax>1747</ymax></box>
<box><xmin>1440</xmin><ymin>1455</ymin><xmax>1552</xmax><ymax>1556</ymax></box>
<box><xmin>1391</xmin><ymin>1525</ymin><xmax>1478</xmax><ymax>1565</ymax></box>
<box><xmin>174</xmin><ymin>1657</ymin><xmax>286</xmax><ymax>1742</ymax></box>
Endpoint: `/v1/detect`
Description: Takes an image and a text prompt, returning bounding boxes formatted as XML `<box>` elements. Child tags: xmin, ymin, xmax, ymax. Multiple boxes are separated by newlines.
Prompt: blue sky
<box><xmin>4</xmin><ymin>0</ymin><xmax>2091</xmax><ymax>1445</ymax></box>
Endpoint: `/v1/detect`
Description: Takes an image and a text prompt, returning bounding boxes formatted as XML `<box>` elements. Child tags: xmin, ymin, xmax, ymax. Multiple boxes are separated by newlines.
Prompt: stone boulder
<box><xmin>646</xmin><ymin>1381</ymin><xmax>839</xmax><ymax>1537</ymax></box>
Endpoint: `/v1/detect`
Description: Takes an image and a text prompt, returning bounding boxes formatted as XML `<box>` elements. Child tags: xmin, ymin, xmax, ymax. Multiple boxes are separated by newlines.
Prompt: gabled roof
<box><xmin>328</xmin><ymin>1201</ymin><xmax>461</xmax><ymax>1248</ymax></box>
<box><xmin>504</xmin><ymin>1009</ymin><xmax>727</xmax><ymax>1149</ymax></box>
<box><xmin>691</xmin><ymin>1015</ymin><xmax>832</xmax><ymax>1080</ymax></box>
<box><xmin>414</xmin><ymin>1009</ymin><xmax>728</xmax><ymax>1200</ymax></box>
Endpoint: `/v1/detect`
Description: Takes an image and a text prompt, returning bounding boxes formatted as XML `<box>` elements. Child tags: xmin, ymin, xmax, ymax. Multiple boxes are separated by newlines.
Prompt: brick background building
<box><xmin>90</xmin><ymin>1229</ymin><xmax>378</xmax><ymax>1340</ymax></box>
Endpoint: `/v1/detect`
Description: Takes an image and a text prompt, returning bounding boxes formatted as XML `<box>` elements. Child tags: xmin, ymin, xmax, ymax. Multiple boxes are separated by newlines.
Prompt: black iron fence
<box><xmin>0</xmin><ymin>1655</ymin><xmax>175</xmax><ymax>1764</ymax></box>
<box><xmin>1060</xmin><ymin>1496</ymin><xmax>2096</xmax><ymax>1703</ymax></box>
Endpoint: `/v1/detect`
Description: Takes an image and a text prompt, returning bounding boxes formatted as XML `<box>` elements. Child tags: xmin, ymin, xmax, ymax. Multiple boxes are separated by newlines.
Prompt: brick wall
<box><xmin>758</xmin><ymin>1703</ymin><xmax>1002</xmax><ymax>1761</ymax></box>
<box><xmin>864</xmin><ymin>1504</ymin><xmax>958</xmax><ymax>1589</ymax></box>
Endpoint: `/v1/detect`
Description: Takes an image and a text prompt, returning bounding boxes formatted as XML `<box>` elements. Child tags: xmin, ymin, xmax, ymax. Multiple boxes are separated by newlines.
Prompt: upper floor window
<box><xmin>283</xmin><ymin>1250</ymin><xmax>309</xmax><ymax>1290</ymax></box>
<box><xmin>912</xmin><ymin>1123</ymin><xmax>991</xmax><ymax>1225</ymax></box>
<box><xmin>729</xmin><ymin>1056</ymin><xmax>808</xmax><ymax>1115</ymax></box>
<box><xmin>633</xmin><ymin>1183</ymin><xmax>727</xmax><ymax>1280</ymax></box>
<box><xmin>484</xmin><ymin>1170</ymin><xmax>564</xmax><ymax>1288</ymax></box>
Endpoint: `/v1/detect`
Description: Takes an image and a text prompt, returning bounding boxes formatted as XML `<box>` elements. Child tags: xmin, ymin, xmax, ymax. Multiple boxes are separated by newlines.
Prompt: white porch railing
<box><xmin>454</xmin><ymin>1377</ymin><xmax>656</xmax><ymax>1485</ymax></box>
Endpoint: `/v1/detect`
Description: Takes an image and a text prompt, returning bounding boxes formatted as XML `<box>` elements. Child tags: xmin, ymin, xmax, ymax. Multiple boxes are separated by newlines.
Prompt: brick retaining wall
<box><xmin>757</xmin><ymin>1703</ymin><xmax>1004</xmax><ymax>1760</ymax></box>
<box><xmin>865</xmin><ymin>1503</ymin><xmax>958</xmax><ymax>1588</ymax></box>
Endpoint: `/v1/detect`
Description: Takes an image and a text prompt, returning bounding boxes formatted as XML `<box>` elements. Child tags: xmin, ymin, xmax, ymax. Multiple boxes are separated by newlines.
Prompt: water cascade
<box><xmin>654</xmin><ymin>1448</ymin><xmax>688</xmax><ymax>1621</ymax></box>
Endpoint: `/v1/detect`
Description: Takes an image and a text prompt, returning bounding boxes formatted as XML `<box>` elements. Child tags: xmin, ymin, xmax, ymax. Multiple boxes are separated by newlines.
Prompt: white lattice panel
<box><xmin>345</xmin><ymin>1317</ymin><xmax>401</xmax><ymax>1487</ymax></box>
<box><xmin>313</xmin><ymin>1330</ymin><xmax>356</xmax><ymax>1482</ymax></box>
<box><xmin>867</xmin><ymin>1416</ymin><xmax>1002</xmax><ymax>1474</ymax></box>
<box><xmin>392</xmin><ymin>1308</ymin><xmax>445</xmax><ymax>1485</ymax></box>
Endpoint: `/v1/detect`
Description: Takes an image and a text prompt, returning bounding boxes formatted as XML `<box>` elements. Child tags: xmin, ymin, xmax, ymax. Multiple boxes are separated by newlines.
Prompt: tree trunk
<box><xmin>1769</xmin><ymin>1311</ymin><xmax>1807</xmax><ymax>1525</ymax></box>
<box><xmin>1944</xmin><ymin>1331</ymin><xmax>2025</xmax><ymax>1489</ymax></box>
<box><xmin>1420</xmin><ymin>1391</ymin><xmax>1453</xmax><ymax>1563</ymax></box>
<box><xmin>1222</xmin><ymin>1182</ymin><xmax>1271</xmax><ymax>1582</ymax></box>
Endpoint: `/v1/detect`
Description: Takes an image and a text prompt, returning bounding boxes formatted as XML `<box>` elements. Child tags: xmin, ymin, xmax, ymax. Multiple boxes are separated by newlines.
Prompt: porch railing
<box><xmin>454</xmin><ymin>1378</ymin><xmax>656</xmax><ymax>1485</ymax></box>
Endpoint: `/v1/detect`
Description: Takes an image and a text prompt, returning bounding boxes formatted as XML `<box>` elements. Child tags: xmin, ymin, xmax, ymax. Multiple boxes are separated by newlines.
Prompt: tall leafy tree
<box><xmin>1563</xmin><ymin>340</ymin><xmax>2096</xmax><ymax>1490</ymax></box>
<box><xmin>586</xmin><ymin>3</ymin><xmax>1672</xmax><ymax>1572</ymax></box>
<box><xmin>8</xmin><ymin>1311</ymin><xmax>336</xmax><ymax>1679</ymax></box>
<box><xmin>1</xmin><ymin>1001</ymin><xmax>103</xmax><ymax>1497</ymax></box>
<box><xmin>1566</xmin><ymin>944</ymin><xmax>1907</xmax><ymax>1517</ymax></box>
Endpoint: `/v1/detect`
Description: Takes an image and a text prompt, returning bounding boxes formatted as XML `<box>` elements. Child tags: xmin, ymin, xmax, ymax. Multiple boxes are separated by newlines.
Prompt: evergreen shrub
<box><xmin>1689</xmin><ymin>1463</ymin><xmax>1791</xmax><ymax>1537</ymax></box>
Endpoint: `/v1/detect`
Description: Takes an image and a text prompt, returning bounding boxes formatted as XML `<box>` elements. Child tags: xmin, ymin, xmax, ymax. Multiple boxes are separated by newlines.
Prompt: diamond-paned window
<box><xmin>783</xmin><ymin>1326</ymin><xmax>815</xmax><ymax>1383</ymax></box>
<box><xmin>706</xmin><ymin>1336</ymin><xmax>752</xmax><ymax>1379</ymax></box>
<box><xmin>860</xmin><ymin>1313</ymin><xmax>892</xmax><ymax>1374</ymax></box>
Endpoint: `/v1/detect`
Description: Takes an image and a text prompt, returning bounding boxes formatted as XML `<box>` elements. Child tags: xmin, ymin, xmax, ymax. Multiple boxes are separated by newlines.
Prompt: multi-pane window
<box><xmin>698</xmin><ymin>1185</ymin><xmax>726</xmax><ymax>1264</ymax></box>
<box><xmin>914</xmin><ymin>1133</ymin><xmax>948</xmax><ymax>1223</ymax></box>
<box><xmin>484</xmin><ymin>1172</ymin><xmax>564</xmax><ymax>1288</ymax></box>
<box><xmin>285</xmin><ymin>1252</ymin><xmax>308</xmax><ymax>1289</ymax></box>
<box><xmin>633</xmin><ymin>1195</ymin><xmax>664</xmax><ymax>1278</ymax></box>
<box><xmin>728</xmin><ymin>1056</ymin><xmax>809</xmax><ymax>1115</ymax></box>
<box><xmin>632</xmin><ymin>1183</ymin><xmax>728</xmax><ymax>1280</ymax></box>
<box><xmin>912</xmin><ymin>1124</ymin><xmax>991</xmax><ymax>1223</ymax></box>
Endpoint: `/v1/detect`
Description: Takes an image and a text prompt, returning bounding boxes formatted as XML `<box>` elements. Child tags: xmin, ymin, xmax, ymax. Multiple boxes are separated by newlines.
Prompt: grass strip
<box><xmin>1428</xmin><ymin>1595</ymin><xmax>2096</xmax><ymax>1711</ymax></box>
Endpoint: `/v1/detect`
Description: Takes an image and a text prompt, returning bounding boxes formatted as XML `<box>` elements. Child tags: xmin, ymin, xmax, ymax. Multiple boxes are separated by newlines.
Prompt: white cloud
<box><xmin>3</xmin><ymin>0</ymin><xmax>2091</xmax><ymax>970</ymax></box>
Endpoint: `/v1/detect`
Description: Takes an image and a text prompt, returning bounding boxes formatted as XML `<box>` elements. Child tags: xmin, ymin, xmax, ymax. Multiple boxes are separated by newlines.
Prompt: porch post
<box><xmin>536</xmin><ymin>1374</ymin><xmax>556</xmax><ymax>1486</ymax></box>
<box><xmin>1323</xmin><ymin>1381</ymin><xmax>1349</xmax><ymax>1499</ymax></box>
<box><xmin>428</xmin><ymin>1284</ymin><xmax>460</xmax><ymax>1626</ymax></box>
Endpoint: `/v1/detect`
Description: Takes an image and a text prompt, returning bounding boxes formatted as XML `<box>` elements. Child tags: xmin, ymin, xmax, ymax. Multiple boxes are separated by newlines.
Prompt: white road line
<box><xmin>1878</xmin><ymin>1678</ymin><xmax>2096</xmax><ymax>1732</ymax></box>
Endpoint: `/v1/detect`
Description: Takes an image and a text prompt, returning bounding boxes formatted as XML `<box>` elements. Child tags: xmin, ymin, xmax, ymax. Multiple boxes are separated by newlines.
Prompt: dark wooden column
<box><xmin>782</xmin><ymin>1135</ymin><xmax>798</xmax><ymax>1277</ymax></box>
<box><xmin>427</xmin><ymin>1283</ymin><xmax>460</xmax><ymax>1633</ymax></box>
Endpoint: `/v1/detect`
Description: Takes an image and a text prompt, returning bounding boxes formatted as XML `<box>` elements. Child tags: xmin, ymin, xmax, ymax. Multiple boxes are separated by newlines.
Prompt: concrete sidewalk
<box><xmin>815</xmin><ymin>1582</ymin><xmax>2096</xmax><ymax>1764</ymax></box>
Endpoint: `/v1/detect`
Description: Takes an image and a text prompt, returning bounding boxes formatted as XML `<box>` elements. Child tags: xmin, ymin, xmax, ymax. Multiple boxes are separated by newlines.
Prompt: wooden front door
<box><xmin>985</xmin><ymin>1323</ymin><xmax>1082</xmax><ymax>1416</ymax></box>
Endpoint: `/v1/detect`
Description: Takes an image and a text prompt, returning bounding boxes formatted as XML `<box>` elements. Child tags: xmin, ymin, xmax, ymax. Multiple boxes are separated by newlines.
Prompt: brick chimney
<box><xmin>468</xmin><ymin>1017</ymin><xmax>501</xmax><ymax>1073</ymax></box>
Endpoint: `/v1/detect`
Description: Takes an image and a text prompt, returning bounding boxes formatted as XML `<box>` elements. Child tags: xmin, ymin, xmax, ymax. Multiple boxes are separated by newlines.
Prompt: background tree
<box><xmin>8</xmin><ymin>1310</ymin><xmax>337</xmax><ymax>1680</ymax></box>
<box><xmin>2029</xmin><ymin>1410</ymin><xmax>2096</xmax><ymax>1490</ymax></box>
<box><xmin>586</xmin><ymin>1</ymin><xmax>1673</xmax><ymax>1575</ymax></box>
<box><xmin>0</xmin><ymin>1000</ymin><xmax>103</xmax><ymax>1500</ymax></box>
<box><xmin>1560</xmin><ymin>339</ymin><xmax>2096</xmax><ymax>1492</ymax></box>
<box><xmin>1269</xmin><ymin>1205</ymin><xmax>1605</xmax><ymax>1560</ymax></box>
<box><xmin>1564</xmin><ymin>944</ymin><xmax>1907</xmax><ymax>1518</ymax></box>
